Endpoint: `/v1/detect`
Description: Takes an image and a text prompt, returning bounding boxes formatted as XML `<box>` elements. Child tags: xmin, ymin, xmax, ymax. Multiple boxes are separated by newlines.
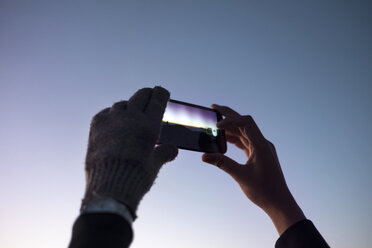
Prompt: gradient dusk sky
<box><xmin>0</xmin><ymin>1</ymin><xmax>371</xmax><ymax>247</ymax></box>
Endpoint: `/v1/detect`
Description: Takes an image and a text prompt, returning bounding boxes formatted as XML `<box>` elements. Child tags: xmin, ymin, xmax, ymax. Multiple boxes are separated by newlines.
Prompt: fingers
<box><xmin>215</xmin><ymin>110</ymin><xmax>265</xmax><ymax>148</ymax></box>
<box><xmin>225</xmin><ymin>133</ymin><xmax>246</xmax><ymax>150</ymax></box>
<box><xmin>152</xmin><ymin>144</ymin><xmax>178</xmax><ymax>172</ymax></box>
<box><xmin>202</xmin><ymin>153</ymin><xmax>243</xmax><ymax>179</ymax></box>
<box><xmin>212</xmin><ymin>105</ymin><xmax>243</xmax><ymax>136</ymax></box>
<box><xmin>111</xmin><ymin>101</ymin><xmax>128</xmax><ymax>112</ymax></box>
<box><xmin>212</xmin><ymin>105</ymin><xmax>263</xmax><ymax>138</ymax></box>
<box><xmin>92</xmin><ymin>107</ymin><xmax>111</xmax><ymax>120</ymax></box>
<box><xmin>90</xmin><ymin>107</ymin><xmax>111</xmax><ymax>129</ymax></box>
<box><xmin>127</xmin><ymin>88</ymin><xmax>153</xmax><ymax>112</ymax></box>
<box><xmin>212</xmin><ymin>104</ymin><xmax>241</xmax><ymax>117</ymax></box>
<box><xmin>145</xmin><ymin>86</ymin><xmax>170</xmax><ymax>122</ymax></box>
<box><xmin>225</xmin><ymin>133</ymin><xmax>253</xmax><ymax>157</ymax></box>
<box><xmin>212</xmin><ymin>104</ymin><xmax>266</xmax><ymax>154</ymax></box>
<box><xmin>216</xmin><ymin>117</ymin><xmax>245</xmax><ymax>137</ymax></box>
<box><xmin>111</xmin><ymin>86</ymin><xmax>170</xmax><ymax>125</ymax></box>
<box><xmin>239</xmin><ymin>115</ymin><xmax>265</xmax><ymax>146</ymax></box>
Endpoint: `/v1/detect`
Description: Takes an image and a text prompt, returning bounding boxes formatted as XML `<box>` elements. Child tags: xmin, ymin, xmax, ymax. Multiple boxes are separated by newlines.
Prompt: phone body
<box><xmin>157</xmin><ymin>99</ymin><xmax>227</xmax><ymax>153</ymax></box>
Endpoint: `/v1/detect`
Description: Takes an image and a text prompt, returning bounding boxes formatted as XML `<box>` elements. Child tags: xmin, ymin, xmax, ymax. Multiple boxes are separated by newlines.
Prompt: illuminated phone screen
<box><xmin>158</xmin><ymin>100</ymin><xmax>226</xmax><ymax>153</ymax></box>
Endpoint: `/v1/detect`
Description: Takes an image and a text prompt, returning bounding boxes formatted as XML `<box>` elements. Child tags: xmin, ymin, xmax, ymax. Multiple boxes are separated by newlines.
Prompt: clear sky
<box><xmin>0</xmin><ymin>1</ymin><xmax>371</xmax><ymax>247</ymax></box>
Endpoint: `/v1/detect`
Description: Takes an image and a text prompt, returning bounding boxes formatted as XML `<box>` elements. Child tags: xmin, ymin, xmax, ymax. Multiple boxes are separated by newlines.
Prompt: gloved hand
<box><xmin>82</xmin><ymin>87</ymin><xmax>178</xmax><ymax>218</ymax></box>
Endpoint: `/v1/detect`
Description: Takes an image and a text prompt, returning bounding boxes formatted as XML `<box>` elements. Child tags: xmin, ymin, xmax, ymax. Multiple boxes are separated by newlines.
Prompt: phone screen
<box><xmin>158</xmin><ymin>99</ymin><xmax>226</xmax><ymax>153</ymax></box>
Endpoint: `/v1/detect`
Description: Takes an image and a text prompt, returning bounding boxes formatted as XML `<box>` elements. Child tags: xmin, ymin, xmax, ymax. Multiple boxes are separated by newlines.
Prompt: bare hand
<box><xmin>202</xmin><ymin>104</ymin><xmax>305</xmax><ymax>235</ymax></box>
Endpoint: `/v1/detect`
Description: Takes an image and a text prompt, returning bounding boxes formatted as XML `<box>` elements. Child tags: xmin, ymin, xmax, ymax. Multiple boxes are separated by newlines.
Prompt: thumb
<box><xmin>152</xmin><ymin>144</ymin><xmax>178</xmax><ymax>171</ymax></box>
<box><xmin>202</xmin><ymin>153</ymin><xmax>243</xmax><ymax>179</ymax></box>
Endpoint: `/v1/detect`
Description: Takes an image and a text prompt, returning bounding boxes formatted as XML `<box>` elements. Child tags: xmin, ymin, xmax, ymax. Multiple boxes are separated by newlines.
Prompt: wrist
<box><xmin>81</xmin><ymin>195</ymin><xmax>135</xmax><ymax>224</ymax></box>
<box><xmin>264</xmin><ymin>195</ymin><xmax>306</xmax><ymax>235</ymax></box>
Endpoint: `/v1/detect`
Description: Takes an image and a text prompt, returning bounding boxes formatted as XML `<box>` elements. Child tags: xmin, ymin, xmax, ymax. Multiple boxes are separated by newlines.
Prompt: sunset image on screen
<box><xmin>162</xmin><ymin>101</ymin><xmax>218</xmax><ymax>136</ymax></box>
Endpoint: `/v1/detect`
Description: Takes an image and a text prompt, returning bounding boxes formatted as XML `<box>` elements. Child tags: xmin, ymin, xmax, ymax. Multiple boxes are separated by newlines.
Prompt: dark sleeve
<box><xmin>68</xmin><ymin>213</ymin><xmax>133</xmax><ymax>248</ymax></box>
<box><xmin>275</xmin><ymin>219</ymin><xmax>329</xmax><ymax>248</ymax></box>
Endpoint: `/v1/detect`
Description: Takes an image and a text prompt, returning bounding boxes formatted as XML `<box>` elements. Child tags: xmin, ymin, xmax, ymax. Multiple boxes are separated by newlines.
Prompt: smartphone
<box><xmin>157</xmin><ymin>99</ymin><xmax>227</xmax><ymax>153</ymax></box>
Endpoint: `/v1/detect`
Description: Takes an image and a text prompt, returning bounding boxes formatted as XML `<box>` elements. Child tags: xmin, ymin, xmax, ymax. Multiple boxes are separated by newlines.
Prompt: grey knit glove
<box><xmin>82</xmin><ymin>87</ymin><xmax>178</xmax><ymax>217</ymax></box>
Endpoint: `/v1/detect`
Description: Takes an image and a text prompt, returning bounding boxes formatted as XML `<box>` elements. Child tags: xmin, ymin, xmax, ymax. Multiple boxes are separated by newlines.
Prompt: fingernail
<box><xmin>216</xmin><ymin>160</ymin><xmax>224</xmax><ymax>168</ymax></box>
<box><xmin>201</xmin><ymin>154</ymin><xmax>208</xmax><ymax>161</ymax></box>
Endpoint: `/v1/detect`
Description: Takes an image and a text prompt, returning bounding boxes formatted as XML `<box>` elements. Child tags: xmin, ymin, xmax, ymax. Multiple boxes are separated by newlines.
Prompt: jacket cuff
<box><xmin>275</xmin><ymin>219</ymin><xmax>329</xmax><ymax>248</ymax></box>
<box><xmin>69</xmin><ymin>213</ymin><xmax>133</xmax><ymax>248</ymax></box>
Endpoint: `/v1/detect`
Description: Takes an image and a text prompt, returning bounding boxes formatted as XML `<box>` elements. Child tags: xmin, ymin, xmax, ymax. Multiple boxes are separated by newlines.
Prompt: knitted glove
<box><xmin>82</xmin><ymin>87</ymin><xmax>178</xmax><ymax>217</ymax></box>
